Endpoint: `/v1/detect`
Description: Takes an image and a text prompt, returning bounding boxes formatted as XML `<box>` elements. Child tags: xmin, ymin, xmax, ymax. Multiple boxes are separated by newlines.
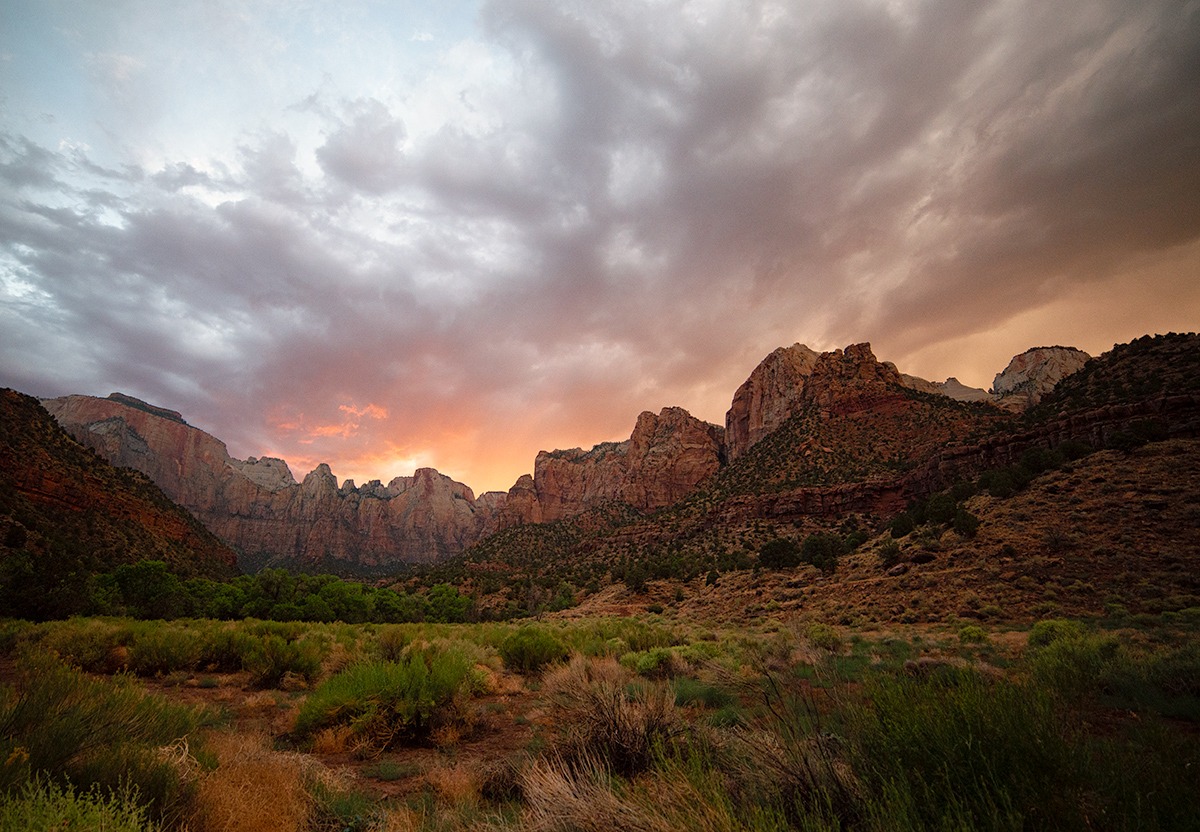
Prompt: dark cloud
<box><xmin>1</xmin><ymin>0</ymin><xmax>1198</xmax><ymax>492</ymax></box>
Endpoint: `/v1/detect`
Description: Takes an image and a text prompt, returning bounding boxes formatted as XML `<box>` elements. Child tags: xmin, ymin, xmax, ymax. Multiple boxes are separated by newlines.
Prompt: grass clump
<box><xmin>294</xmin><ymin>645</ymin><xmax>482</xmax><ymax>753</ymax></box>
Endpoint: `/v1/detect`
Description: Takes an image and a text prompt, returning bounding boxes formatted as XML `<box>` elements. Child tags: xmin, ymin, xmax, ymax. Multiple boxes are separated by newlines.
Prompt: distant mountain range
<box><xmin>12</xmin><ymin>333</ymin><xmax>1200</xmax><ymax>579</ymax></box>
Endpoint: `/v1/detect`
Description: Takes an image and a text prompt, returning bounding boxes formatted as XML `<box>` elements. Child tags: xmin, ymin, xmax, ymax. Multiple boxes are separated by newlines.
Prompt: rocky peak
<box><xmin>507</xmin><ymin>406</ymin><xmax>723</xmax><ymax>524</ymax></box>
<box><xmin>229</xmin><ymin>456</ymin><xmax>296</xmax><ymax>492</ymax></box>
<box><xmin>992</xmin><ymin>346</ymin><xmax>1091</xmax><ymax>409</ymax></box>
<box><xmin>937</xmin><ymin>378</ymin><xmax>992</xmax><ymax>403</ymax></box>
<box><xmin>725</xmin><ymin>343</ymin><xmax>820</xmax><ymax>461</ymax></box>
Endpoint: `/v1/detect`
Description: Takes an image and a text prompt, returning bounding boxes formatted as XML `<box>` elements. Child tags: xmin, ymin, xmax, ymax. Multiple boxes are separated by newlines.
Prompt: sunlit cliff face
<box><xmin>3</xmin><ymin>0</ymin><xmax>1198</xmax><ymax>495</ymax></box>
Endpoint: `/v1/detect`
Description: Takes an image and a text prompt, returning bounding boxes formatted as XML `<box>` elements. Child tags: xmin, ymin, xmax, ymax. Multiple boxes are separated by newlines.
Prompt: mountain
<box><xmin>42</xmin><ymin>393</ymin><xmax>502</xmax><ymax>575</ymax></box>
<box><xmin>0</xmin><ymin>389</ymin><xmax>238</xmax><ymax>619</ymax></box>
<box><xmin>430</xmin><ymin>333</ymin><xmax>1200</xmax><ymax>615</ymax></box>
<box><xmin>498</xmin><ymin>407</ymin><xmax>724</xmax><ymax>526</ymax></box>
<box><xmin>43</xmin><ymin>394</ymin><xmax>725</xmax><ymax>574</ymax></box>
<box><xmin>39</xmin><ymin>334</ymin><xmax>1186</xmax><ymax>581</ymax></box>
<box><xmin>991</xmin><ymin>346</ymin><xmax>1092</xmax><ymax>409</ymax></box>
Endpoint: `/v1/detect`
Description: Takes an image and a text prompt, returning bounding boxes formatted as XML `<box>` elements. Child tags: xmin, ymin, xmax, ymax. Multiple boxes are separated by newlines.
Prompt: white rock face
<box><xmin>937</xmin><ymin>377</ymin><xmax>992</xmax><ymax>403</ymax></box>
<box><xmin>230</xmin><ymin>456</ymin><xmax>296</xmax><ymax>492</ymax></box>
<box><xmin>991</xmin><ymin>347</ymin><xmax>1091</xmax><ymax>408</ymax></box>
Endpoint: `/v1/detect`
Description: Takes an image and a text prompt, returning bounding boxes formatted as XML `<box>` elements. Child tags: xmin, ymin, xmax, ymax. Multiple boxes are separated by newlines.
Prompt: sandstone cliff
<box><xmin>42</xmin><ymin>394</ymin><xmax>502</xmax><ymax>573</ymax></box>
<box><xmin>991</xmin><ymin>346</ymin><xmax>1091</xmax><ymax>409</ymax></box>
<box><xmin>502</xmin><ymin>407</ymin><xmax>724</xmax><ymax>525</ymax></box>
<box><xmin>725</xmin><ymin>344</ymin><xmax>819</xmax><ymax>461</ymax></box>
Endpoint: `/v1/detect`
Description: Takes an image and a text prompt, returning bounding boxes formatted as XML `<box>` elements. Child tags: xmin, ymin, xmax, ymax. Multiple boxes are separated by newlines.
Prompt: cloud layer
<box><xmin>2</xmin><ymin>0</ymin><xmax>1199</xmax><ymax>493</ymax></box>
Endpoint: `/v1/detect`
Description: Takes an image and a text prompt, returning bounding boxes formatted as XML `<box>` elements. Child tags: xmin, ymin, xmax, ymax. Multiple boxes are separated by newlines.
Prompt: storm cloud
<box><xmin>2</xmin><ymin>0</ymin><xmax>1198</xmax><ymax>493</ymax></box>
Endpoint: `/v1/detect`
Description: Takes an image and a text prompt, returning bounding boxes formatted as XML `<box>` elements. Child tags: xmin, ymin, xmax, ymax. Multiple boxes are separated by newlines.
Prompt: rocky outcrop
<box><xmin>505</xmin><ymin>407</ymin><xmax>724</xmax><ymax>524</ymax></box>
<box><xmin>991</xmin><ymin>346</ymin><xmax>1091</xmax><ymax>409</ymax></box>
<box><xmin>42</xmin><ymin>393</ymin><xmax>503</xmax><ymax>573</ymax></box>
<box><xmin>725</xmin><ymin>344</ymin><xmax>819</xmax><ymax>461</ymax></box>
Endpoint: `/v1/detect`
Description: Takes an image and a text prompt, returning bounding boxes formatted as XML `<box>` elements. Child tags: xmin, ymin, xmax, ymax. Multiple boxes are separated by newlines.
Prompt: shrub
<box><xmin>1027</xmin><ymin>618</ymin><xmax>1084</xmax><ymax>648</ymax></box>
<box><xmin>620</xmin><ymin>647</ymin><xmax>683</xmax><ymax>678</ymax></box>
<box><xmin>294</xmin><ymin>648</ymin><xmax>482</xmax><ymax>752</ymax></box>
<box><xmin>0</xmin><ymin>652</ymin><xmax>201</xmax><ymax>821</ymax></box>
<box><xmin>759</xmin><ymin>538</ymin><xmax>801</xmax><ymax>569</ymax></box>
<box><xmin>806</xmin><ymin>623</ymin><xmax>843</xmax><ymax>652</ymax></box>
<box><xmin>0</xmin><ymin>779</ymin><xmax>154</xmax><ymax>832</ymax></box>
<box><xmin>542</xmin><ymin>655</ymin><xmax>682</xmax><ymax>776</ymax></box>
<box><xmin>925</xmin><ymin>493</ymin><xmax>957</xmax><ymax>525</ymax></box>
<box><xmin>952</xmin><ymin>507</ymin><xmax>980</xmax><ymax>538</ymax></box>
<box><xmin>243</xmin><ymin>634</ymin><xmax>324</xmax><ymax>688</ymax></box>
<box><xmin>499</xmin><ymin>626</ymin><xmax>568</xmax><ymax>674</ymax></box>
<box><xmin>958</xmin><ymin>625</ymin><xmax>988</xmax><ymax>644</ymax></box>
<box><xmin>889</xmin><ymin>512</ymin><xmax>915</xmax><ymax>538</ymax></box>
<box><xmin>126</xmin><ymin>625</ymin><xmax>203</xmax><ymax>676</ymax></box>
<box><xmin>878</xmin><ymin>539</ymin><xmax>902</xmax><ymax>568</ymax></box>
<box><xmin>801</xmin><ymin>533</ymin><xmax>846</xmax><ymax>573</ymax></box>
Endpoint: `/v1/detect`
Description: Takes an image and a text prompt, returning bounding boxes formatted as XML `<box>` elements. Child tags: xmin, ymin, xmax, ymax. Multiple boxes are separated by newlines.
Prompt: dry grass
<box><xmin>190</xmin><ymin>732</ymin><xmax>312</xmax><ymax>832</ymax></box>
<box><xmin>520</xmin><ymin>756</ymin><xmax>741</xmax><ymax>832</ymax></box>
<box><xmin>542</xmin><ymin>656</ymin><xmax>682</xmax><ymax>776</ymax></box>
<box><xmin>426</xmin><ymin>762</ymin><xmax>479</xmax><ymax>805</ymax></box>
<box><xmin>311</xmin><ymin>724</ymin><xmax>355</xmax><ymax>755</ymax></box>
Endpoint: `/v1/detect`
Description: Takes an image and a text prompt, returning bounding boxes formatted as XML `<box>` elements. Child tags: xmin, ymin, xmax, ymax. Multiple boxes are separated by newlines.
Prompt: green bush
<box><xmin>958</xmin><ymin>625</ymin><xmax>988</xmax><ymax>644</ymax></box>
<box><xmin>0</xmin><ymin>779</ymin><xmax>154</xmax><ymax>832</ymax></box>
<box><xmin>878</xmin><ymin>538</ymin><xmax>902</xmax><ymax>567</ymax></box>
<box><xmin>620</xmin><ymin>647</ymin><xmax>681</xmax><ymax>678</ymax></box>
<box><xmin>1028</xmin><ymin>618</ymin><xmax>1084</xmax><ymax>648</ymax></box>
<box><xmin>806</xmin><ymin>623</ymin><xmax>843</xmax><ymax>652</ymax></box>
<box><xmin>243</xmin><ymin>634</ymin><xmax>324</xmax><ymax>688</ymax></box>
<box><xmin>889</xmin><ymin>512</ymin><xmax>915</xmax><ymax>538</ymax></box>
<box><xmin>801</xmin><ymin>533</ymin><xmax>846</xmax><ymax>573</ymax></box>
<box><xmin>500</xmin><ymin>626</ymin><xmax>568</xmax><ymax>674</ymax></box>
<box><xmin>952</xmin><ymin>507</ymin><xmax>980</xmax><ymax>538</ymax></box>
<box><xmin>924</xmin><ymin>492</ymin><xmax>957</xmax><ymax>525</ymax></box>
<box><xmin>294</xmin><ymin>648</ymin><xmax>482</xmax><ymax>750</ymax></box>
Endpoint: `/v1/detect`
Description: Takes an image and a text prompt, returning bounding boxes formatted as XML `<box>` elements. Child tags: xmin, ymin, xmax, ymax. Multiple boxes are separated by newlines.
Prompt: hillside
<box><xmin>0</xmin><ymin>389</ymin><xmax>239</xmax><ymax>619</ymax></box>
<box><xmin>563</xmin><ymin>438</ymin><xmax>1200</xmax><ymax>624</ymax></box>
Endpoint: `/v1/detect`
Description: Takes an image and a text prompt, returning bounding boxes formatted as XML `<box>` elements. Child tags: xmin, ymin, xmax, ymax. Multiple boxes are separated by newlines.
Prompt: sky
<box><xmin>2</xmin><ymin>0</ymin><xmax>1198</xmax><ymax>495</ymax></box>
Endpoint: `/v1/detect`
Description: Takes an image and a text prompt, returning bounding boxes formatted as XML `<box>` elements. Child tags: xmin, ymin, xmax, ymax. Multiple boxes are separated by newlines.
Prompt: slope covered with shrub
<box><xmin>0</xmin><ymin>389</ymin><xmax>238</xmax><ymax>620</ymax></box>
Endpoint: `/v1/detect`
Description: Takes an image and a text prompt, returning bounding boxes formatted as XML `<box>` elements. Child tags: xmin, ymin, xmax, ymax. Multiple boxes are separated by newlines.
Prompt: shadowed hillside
<box><xmin>0</xmin><ymin>389</ymin><xmax>238</xmax><ymax>619</ymax></box>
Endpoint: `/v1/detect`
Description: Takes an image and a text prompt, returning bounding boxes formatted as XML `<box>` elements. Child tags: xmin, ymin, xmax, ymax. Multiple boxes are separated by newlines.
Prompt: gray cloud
<box><xmin>1</xmin><ymin>0</ymin><xmax>1198</xmax><ymax>492</ymax></box>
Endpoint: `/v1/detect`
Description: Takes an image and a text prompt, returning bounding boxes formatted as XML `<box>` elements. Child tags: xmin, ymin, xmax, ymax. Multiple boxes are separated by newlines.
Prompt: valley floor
<box><xmin>2</xmin><ymin>609</ymin><xmax>1199</xmax><ymax>831</ymax></box>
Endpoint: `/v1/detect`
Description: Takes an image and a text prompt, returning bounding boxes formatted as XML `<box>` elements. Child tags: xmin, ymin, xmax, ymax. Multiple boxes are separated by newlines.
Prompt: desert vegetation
<box><xmin>2</xmin><ymin>609</ymin><xmax>1198</xmax><ymax>831</ymax></box>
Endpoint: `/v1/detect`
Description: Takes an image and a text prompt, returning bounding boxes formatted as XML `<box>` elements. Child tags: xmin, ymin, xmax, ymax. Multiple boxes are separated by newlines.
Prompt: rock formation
<box><xmin>725</xmin><ymin>344</ymin><xmax>819</xmax><ymax>461</ymax></box>
<box><xmin>991</xmin><ymin>346</ymin><xmax>1091</xmax><ymax>409</ymax></box>
<box><xmin>42</xmin><ymin>393</ymin><xmax>503</xmax><ymax>573</ymax></box>
<box><xmin>936</xmin><ymin>378</ymin><xmax>992</xmax><ymax>402</ymax></box>
<box><xmin>504</xmin><ymin>407</ymin><xmax>724</xmax><ymax>524</ymax></box>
